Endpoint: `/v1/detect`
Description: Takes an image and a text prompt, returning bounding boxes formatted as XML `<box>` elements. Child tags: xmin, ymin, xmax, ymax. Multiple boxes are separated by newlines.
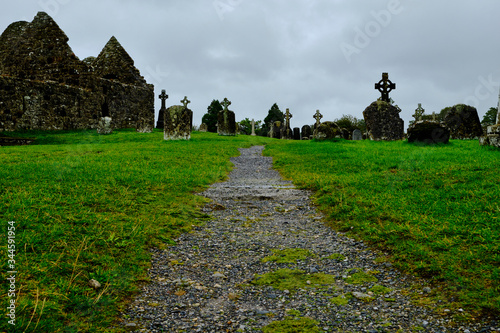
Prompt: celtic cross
<box><xmin>181</xmin><ymin>96</ymin><xmax>191</xmax><ymax>108</ymax></box>
<box><xmin>159</xmin><ymin>89</ymin><xmax>169</xmax><ymax>109</ymax></box>
<box><xmin>314</xmin><ymin>110</ymin><xmax>323</xmax><ymax>127</ymax></box>
<box><xmin>413</xmin><ymin>103</ymin><xmax>425</xmax><ymax>121</ymax></box>
<box><xmin>221</xmin><ymin>98</ymin><xmax>231</xmax><ymax>112</ymax></box>
<box><xmin>375</xmin><ymin>73</ymin><xmax>396</xmax><ymax>103</ymax></box>
<box><xmin>285</xmin><ymin>108</ymin><xmax>293</xmax><ymax>138</ymax></box>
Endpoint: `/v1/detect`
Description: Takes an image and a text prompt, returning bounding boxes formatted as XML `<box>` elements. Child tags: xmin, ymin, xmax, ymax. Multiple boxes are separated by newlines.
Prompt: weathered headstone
<box><xmin>443</xmin><ymin>104</ymin><xmax>482</xmax><ymax>139</ymax></box>
<box><xmin>164</xmin><ymin>97</ymin><xmax>193</xmax><ymax>140</ymax></box>
<box><xmin>217</xmin><ymin>98</ymin><xmax>236</xmax><ymax>136</ymax></box>
<box><xmin>301</xmin><ymin>125</ymin><xmax>312</xmax><ymax>140</ymax></box>
<box><xmin>375</xmin><ymin>72</ymin><xmax>396</xmax><ymax>103</ymax></box>
<box><xmin>407</xmin><ymin>120</ymin><xmax>450</xmax><ymax>144</ymax></box>
<box><xmin>363</xmin><ymin>100</ymin><xmax>404</xmax><ymax>141</ymax></box>
<box><xmin>97</xmin><ymin>116</ymin><xmax>113</xmax><ymax>135</ymax></box>
<box><xmin>137</xmin><ymin>119</ymin><xmax>154</xmax><ymax>133</ymax></box>
<box><xmin>156</xmin><ymin>89</ymin><xmax>169</xmax><ymax>129</ymax></box>
<box><xmin>352</xmin><ymin>129</ymin><xmax>362</xmax><ymax>141</ymax></box>
<box><xmin>293</xmin><ymin>127</ymin><xmax>301</xmax><ymax>140</ymax></box>
<box><xmin>270</xmin><ymin>121</ymin><xmax>282</xmax><ymax>139</ymax></box>
<box><xmin>251</xmin><ymin>119</ymin><xmax>256</xmax><ymax>136</ymax></box>
<box><xmin>199</xmin><ymin>123</ymin><xmax>208</xmax><ymax>132</ymax></box>
<box><xmin>480</xmin><ymin>89</ymin><xmax>500</xmax><ymax>147</ymax></box>
<box><xmin>313</xmin><ymin>121</ymin><xmax>341</xmax><ymax>140</ymax></box>
<box><xmin>340</xmin><ymin>128</ymin><xmax>350</xmax><ymax>140</ymax></box>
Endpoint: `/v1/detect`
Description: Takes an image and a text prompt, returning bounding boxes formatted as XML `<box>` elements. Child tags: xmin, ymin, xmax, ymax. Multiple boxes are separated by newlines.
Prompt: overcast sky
<box><xmin>2</xmin><ymin>0</ymin><xmax>500</xmax><ymax>128</ymax></box>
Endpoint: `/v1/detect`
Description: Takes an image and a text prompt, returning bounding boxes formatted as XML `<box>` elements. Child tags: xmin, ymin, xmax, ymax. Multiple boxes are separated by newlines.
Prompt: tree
<box><xmin>334</xmin><ymin>114</ymin><xmax>366</xmax><ymax>133</ymax></box>
<box><xmin>260</xmin><ymin>103</ymin><xmax>284</xmax><ymax>136</ymax></box>
<box><xmin>239</xmin><ymin>118</ymin><xmax>261</xmax><ymax>135</ymax></box>
<box><xmin>481</xmin><ymin>107</ymin><xmax>498</xmax><ymax>127</ymax></box>
<box><xmin>202</xmin><ymin>100</ymin><xmax>222</xmax><ymax>132</ymax></box>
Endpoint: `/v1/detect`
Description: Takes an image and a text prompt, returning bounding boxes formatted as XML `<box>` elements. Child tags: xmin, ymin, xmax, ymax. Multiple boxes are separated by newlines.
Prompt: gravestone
<box><xmin>251</xmin><ymin>119</ymin><xmax>256</xmax><ymax>136</ymax></box>
<box><xmin>407</xmin><ymin>121</ymin><xmax>450</xmax><ymax>144</ymax></box>
<box><xmin>363</xmin><ymin>100</ymin><xmax>404</xmax><ymax>141</ymax></box>
<box><xmin>480</xmin><ymin>89</ymin><xmax>500</xmax><ymax>147</ymax></box>
<box><xmin>301</xmin><ymin>125</ymin><xmax>312</xmax><ymax>140</ymax></box>
<box><xmin>313</xmin><ymin>121</ymin><xmax>341</xmax><ymax>140</ymax></box>
<box><xmin>164</xmin><ymin>97</ymin><xmax>193</xmax><ymax>140</ymax></box>
<box><xmin>136</xmin><ymin>119</ymin><xmax>154</xmax><ymax>133</ymax></box>
<box><xmin>199</xmin><ymin>123</ymin><xmax>208</xmax><ymax>132</ymax></box>
<box><xmin>352</xmin><ymin>129</ymin><xmax>362</xmax><ymax>140</ymax></box>
<box><xmin>340</xmin><ymin>128</ymin><xmax>350</xmax><ymax>140</ymax></box>
<box><xmin>413</xmin><ymin>103</ymin><xmax>425</xmax><ymax>122</ymax></box>
<box><xmin>293</xmin><ymin>127</ymin><xmax>301</xmax><ymax>140</ymax></box>
<box><xmin>97</xmin><ymin>117</ymin><xmax>113</xmax><ymax>135</ymax></box>
<box><xmin>270</xmin><ymin>121</ymin><xmax>282</xmax><ymax>139</ymax></box>
<box><xmin>375</xmin><ymin>72</ymin><xmax>396</xmax><ymax>103</ymax></box>
<box><xmin>156</xmin><ymin>89</ymin><xmax>168</xmax><ymax>129</ymax></box>
<box><xmin>217</xmin><ymin>98</ymin><xmax>236</xmax><ymax>136</ymax></box>
<box><xmin>313</xmin><ymin>110</ymin><xmax>323</xmax><ymax>129</ymax></box>
<box><xmin>282</xmin><ymin>108</ymin><xmax>293</xmax><ymax>139</ymax></box>
<box><xmin>443</xmin><ymin>104</ymin><xmax>482</xmax><ymax>139</ymax></box>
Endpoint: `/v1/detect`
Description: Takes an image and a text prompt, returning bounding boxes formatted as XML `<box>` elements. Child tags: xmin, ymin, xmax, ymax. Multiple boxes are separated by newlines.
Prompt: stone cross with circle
<box><xmin>159</xmin><ymin>89</ymin><xmax>169</xmax><ymax>109</ymax></box>
<box><xmin>221</xmin><ymin>98</ymin><xmax>231</xmax><ymax>112</ymax></box>
<box><xmin>181</xmin><ymin>96</ymin><xmax>191</xmax><ymax>108</ymax></box>
<box><xmin>314</xmin><ymin>110</ymin><xmax>323</xmax><ymax>127</ymax></box>
<box><xmin>375</xmin><ymin>72</ymin><xmax>396</xmax><ymax>103</ymax></box>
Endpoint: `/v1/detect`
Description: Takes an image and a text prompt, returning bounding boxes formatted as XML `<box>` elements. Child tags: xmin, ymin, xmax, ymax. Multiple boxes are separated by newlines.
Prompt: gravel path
<box><xmin>120</xmin><ymin>146</ymin><xmax>499</xmax><ymax>333</ymax></box>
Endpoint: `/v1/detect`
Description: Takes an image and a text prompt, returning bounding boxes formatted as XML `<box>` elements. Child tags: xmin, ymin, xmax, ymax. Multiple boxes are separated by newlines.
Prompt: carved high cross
<box><xmin>159</xmin><ymin>89</ymin><xmax>169</xmax><ymax>109</ymax></box>
<box><xmin>375</xmin><ymin>73</ymin><xmax>396</xmax><ymax>103</ymax></box>
<box><xmin>181</xmin><ymin>96</ymin><xmax>191</xmax><ymax>108</ymax></box>
<box><xmin>221</xmin><ymin>98</ymin><xmax>231</xmax><ymax>112</ymax></box>
<box><xmin>413</xmin><ymin>103</ymin><xmax>425</xmax><ymax>121</ymax></box>
<box><xmin>285</xmin><ymin>108</ymin><xmax>293</xmax><ymax>138</ymax></box>
<box><xmin>314</xmin><ymin>110</ymin><xmax>323</xmax><ymax>127</ymax></box>
<box><xmin>285</xmin><ymin>108</ymin><xmax>293</xmax><ymax>126</ymax></box>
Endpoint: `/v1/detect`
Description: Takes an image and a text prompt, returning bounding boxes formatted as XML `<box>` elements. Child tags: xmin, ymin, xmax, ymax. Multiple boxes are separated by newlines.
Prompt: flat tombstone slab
<box><xmin>164</xmin><ymin>105</ymin><xmax>193</xmax><ymax>140</ymax></box>
<box><xmin>353</xmin><ymin>129</ymin><xmax>362</xmax><ymax>141</ymax></box>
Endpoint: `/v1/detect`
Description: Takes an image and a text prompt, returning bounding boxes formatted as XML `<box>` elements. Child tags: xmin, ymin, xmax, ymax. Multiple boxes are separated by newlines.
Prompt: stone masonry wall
<box><xmin>0</xmin><ymin>12</ymin><xmax>154</xmax><ymax>132</ymax></box>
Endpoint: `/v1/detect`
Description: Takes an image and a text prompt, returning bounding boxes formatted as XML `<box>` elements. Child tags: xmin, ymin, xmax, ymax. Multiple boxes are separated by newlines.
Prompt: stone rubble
<box><xmin>120</xmin><ymin>146</ymin><xmax>499</xmax><ymax>332</ymax></box>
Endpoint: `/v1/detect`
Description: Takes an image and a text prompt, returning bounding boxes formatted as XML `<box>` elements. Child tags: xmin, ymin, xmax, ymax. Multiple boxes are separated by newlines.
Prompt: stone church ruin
<box><xmin>0</xmin><ymin>12</ymin><xmax>154</xmax><ymax>132</ymax></box>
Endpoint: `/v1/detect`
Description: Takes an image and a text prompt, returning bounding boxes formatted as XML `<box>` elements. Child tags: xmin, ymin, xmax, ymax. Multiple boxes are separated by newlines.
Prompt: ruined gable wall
<box><xmin>0</xmin><ymin>12</ymin><xmax>154</xmax><ymax>132</ymax></box>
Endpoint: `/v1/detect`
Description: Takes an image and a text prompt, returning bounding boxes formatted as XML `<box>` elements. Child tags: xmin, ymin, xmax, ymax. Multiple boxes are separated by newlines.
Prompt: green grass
<box><xmin>264</xmin><ymin>139</ymin><xmax>500</xmax><ymax>316</ymax></box>
<box><xmin>0</xmin><ymin>129</ymin><xmax>272</xmax><ymax>332</ymax></box>
<box><xmin>2</xmin><ymin>131</ymin><xmax>499</xmax><ymax>330</ymax></box>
